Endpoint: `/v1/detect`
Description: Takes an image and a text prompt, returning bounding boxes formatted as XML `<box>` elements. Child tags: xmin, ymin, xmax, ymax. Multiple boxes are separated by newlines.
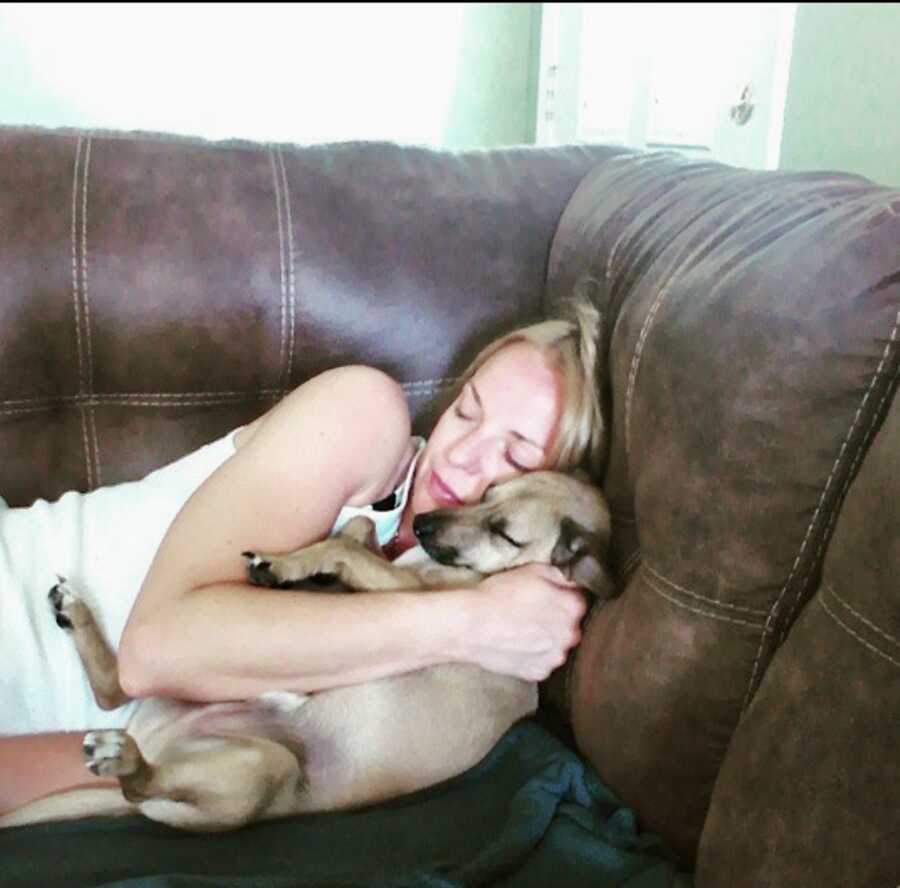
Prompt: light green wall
<box><xmin>442</xmin><ymin>3</ymin><xmax>542</xmax><ymax>148</ymax></box>
<box><xmin>780</xmin><ymin>3</ymin><xmax>900</xmax><ymax>186</ymax></box>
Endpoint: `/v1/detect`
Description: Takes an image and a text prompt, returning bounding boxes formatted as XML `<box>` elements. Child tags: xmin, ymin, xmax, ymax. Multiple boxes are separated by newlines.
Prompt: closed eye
<box><xmin>504</xmin><ymin>452</ymin><xmax>528</xmax><ymax>472</ymax></box>
<box><xmin>489</xmin><ymin>520</ymin><xmax>523</xmax><ymax>548</ymax></box>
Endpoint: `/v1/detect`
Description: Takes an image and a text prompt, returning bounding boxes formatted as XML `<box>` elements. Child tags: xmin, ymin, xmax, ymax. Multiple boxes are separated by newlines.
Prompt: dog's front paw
<box><xmin>83</xmin><ymin>730</ymin><xmax>141</xmax><ymax>778</ymax></box>
<box><xmin>48</xmin><ymin>577</ymin><xmax>89</xmax><ymax>630</ymax></box>
<box><xmin>242</xmin><ymin>552</ymin><xmax>287</xmax><ymax>588</ymax></box>
<box><xmin>242</xmin><ymin>550</ymin><xmax>335</xmax><ymax>588</ymax></box>
<box><xmin>243</xmin><ymin>544</ymin><xmax>352</xmax><ymax>589</ymax></box>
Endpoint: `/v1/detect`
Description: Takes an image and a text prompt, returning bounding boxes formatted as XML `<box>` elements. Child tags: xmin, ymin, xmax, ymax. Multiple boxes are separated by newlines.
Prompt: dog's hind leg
<box><xmin>49</xmin><ymin>578</ymin><xmax>129</xmax><ymax>710</ymax></box>
<box><xmin>83</xmin><ymin>729</ymin><xmax>306</xmax><ymax>831</ymax></box>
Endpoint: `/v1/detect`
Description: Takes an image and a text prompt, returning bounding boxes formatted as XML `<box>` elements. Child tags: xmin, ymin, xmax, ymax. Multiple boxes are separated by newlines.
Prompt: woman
<box><xmin>0</xmin><ymin>299</ymin><xmax>604</xmax><ymax>816</ymax></box>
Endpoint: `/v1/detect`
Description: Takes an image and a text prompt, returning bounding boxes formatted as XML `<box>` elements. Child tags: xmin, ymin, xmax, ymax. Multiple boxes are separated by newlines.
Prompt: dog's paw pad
<box><xmin>48</xmin><ymin>577</ymin><xmax>85</xmax><ymax>630</ymax></box>
<box><xmin>83</xmin><ymin>730</ymin><xmax>140</xmax><ymax>778</ymax></box>
<box><xmin>242</xmin><ymin>552</ymin><xmax>280</xmax><ymax>587</ymax></box>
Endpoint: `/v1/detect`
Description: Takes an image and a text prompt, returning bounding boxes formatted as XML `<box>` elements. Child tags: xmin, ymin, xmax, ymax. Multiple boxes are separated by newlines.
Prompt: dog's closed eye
<box><xmin>488</xmin><ymin>519</ymin><xmax>523</xmax><ymax>549</ymax></box>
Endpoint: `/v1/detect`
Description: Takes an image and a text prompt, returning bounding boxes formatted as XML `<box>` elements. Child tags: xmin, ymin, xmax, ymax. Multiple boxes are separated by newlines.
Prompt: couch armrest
<box><xmin>696</xmin><ymin>381</ymin><xmax>900</xmax><ymax>887</ymax></box>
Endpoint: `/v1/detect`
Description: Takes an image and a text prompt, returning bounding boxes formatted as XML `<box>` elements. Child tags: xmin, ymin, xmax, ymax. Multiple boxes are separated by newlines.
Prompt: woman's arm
<box><xmin>119</xmin><ymin>364</ymin><xmax>586</xmax><ymax>702</ymax></box>
<box><xmin>0</xmin><ymin>733</ymin><xmax>115</xmax><ymax>816</ymax></box>
<box><xmin>123</xmin><ymin>571</ymin><xmax>586</xmax><ymax>702</ymax></box>
<box><xmin>119</xmin><ymin>365</ymin><xmax>423</xmax><ymax>699</ymax></box>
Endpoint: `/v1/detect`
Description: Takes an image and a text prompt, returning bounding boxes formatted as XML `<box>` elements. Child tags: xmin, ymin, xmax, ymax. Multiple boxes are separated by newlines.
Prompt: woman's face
<box><xmin>410</xmin><ymin>341</ymin><xmax>565</xmax><ymax>517</ymax></box>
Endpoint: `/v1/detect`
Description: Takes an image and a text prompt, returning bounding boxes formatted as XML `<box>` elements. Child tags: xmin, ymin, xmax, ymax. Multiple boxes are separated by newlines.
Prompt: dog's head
<box><xmin>412</xmin><ymin>471</ymin><xmax>615</xmax><ymax>598</ymax></box>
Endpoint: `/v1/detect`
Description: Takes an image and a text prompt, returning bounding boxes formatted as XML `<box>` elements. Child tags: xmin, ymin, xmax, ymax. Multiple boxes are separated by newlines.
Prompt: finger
<box><xmin>520</xmin><ymin>562</ymin><xmax>567</xmax><ymax>583</ymax></box>
<box><xmin>572</xmin><ymin>591</ymin><xmax>589</xmax><ymax>618</ymax></box>
<box><xmin>559</xmin><ymin>589</ymin><xmax>587</xmax><ymax>619</ymax></box>
<box><xmin>545</xmin><ymin>565</ymin><xmax>580</xmax><ymax>587</ymax></box>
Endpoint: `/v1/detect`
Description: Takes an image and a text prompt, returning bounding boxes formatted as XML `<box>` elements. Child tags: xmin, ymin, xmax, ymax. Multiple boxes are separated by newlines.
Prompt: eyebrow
<box><xmin>467</xmin><ymin>382</ymin><xmax>546</xmax><ymax>453</ymax></box>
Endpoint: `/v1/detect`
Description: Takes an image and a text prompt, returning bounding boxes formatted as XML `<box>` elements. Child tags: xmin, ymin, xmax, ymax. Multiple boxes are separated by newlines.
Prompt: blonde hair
<box><xmin>456</xmin><ymin>288</ymin><xmax>606</xmax><ymax>474</ymax></box>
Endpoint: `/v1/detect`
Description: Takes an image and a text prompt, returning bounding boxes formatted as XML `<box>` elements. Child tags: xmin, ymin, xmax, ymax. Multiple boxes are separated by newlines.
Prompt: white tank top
<box><xmin>0</xmin><ymin>430</ymin><xmax>424</xmax><ymax>735</ymax></box>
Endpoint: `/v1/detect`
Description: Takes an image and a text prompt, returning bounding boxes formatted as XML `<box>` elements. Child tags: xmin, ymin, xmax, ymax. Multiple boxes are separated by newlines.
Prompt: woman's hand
<box><xmin>455</xmin><ymin>564</ymin><xmax>589</xmax><ymax>681</ymax></box>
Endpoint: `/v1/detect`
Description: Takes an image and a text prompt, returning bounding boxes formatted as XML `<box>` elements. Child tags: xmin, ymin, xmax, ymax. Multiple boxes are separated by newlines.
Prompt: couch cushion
<box><xmin>0</xmin><ymin>126</ymin><xmax>624</xmax><ymax>506</ymax></box>
<box><xmin>696</xmin><ymin>377</ymin><xmax>900</xmax><ymax>886</ymax></box>
<box><xmin>545</xmin><ymin>151</ymin><xmax>900</xmax><ymax>861</ymax></box>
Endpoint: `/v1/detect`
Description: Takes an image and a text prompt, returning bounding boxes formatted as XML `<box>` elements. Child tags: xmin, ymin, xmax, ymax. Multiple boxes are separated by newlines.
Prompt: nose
<box><xmin>445</xmin><ymin>427</ymin><xmax>489</xmax><ymax>474</ymax></box>
<box><xmin>413</xmin><ymin>513</ymin><xmax>440</xmax><ymax>541</ymax></box>
<box><xmin>413</xmin><ymin>512</ymin><xmax>460</xmax><ymax>565</ymax></box>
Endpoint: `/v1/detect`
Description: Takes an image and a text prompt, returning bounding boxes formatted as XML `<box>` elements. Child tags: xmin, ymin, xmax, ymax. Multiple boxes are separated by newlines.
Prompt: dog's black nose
<box><xmin>413</xmin><ymin>513</ymin><xmax>439</xmax><ymax>540</ymax></box>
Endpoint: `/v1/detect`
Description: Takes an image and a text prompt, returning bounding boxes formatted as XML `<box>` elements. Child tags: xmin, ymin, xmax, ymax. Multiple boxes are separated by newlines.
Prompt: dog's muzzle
<box><xmin>413</xmin><ymin>513</ymin><xmax>459</xmax><ymax>565</ymax></box>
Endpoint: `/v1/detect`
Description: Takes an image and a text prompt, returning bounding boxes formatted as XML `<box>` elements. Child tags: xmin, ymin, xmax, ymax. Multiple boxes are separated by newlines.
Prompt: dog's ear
<box><xmin>551</xmin><ymin>517</ymin><xmax>616</xmax><ymax>599</ymax></box>
<box><xmin>338</xmin><ymin>515</ymin><xmax>381</xmax><ymax>553</ymax></box>
<box><xmin>570</xmin><ymin>467</ymin><xmax>595</xmax><ymax>486</ymax></box>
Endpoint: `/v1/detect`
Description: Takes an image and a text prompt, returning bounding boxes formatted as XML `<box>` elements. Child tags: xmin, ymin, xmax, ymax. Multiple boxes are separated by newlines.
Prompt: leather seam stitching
<box><xmin>0</xmin><ymin>393</ymin><xmax>449</xmax><ymax>415</ymax></box>
<box><xmin>624</xmin><ymin>276</ymin><xmax>672</xmax><ymax>457</ymax></box>
<box><xmin>620</xmin><ymin>549</ymin><xmax>642</xmax><ymax>579</ymax></box>
<box><xmin>81</xmin><ymin>136</ymin><xmax>102</xmax><ymax>488</ymax></box>
<box><xmin>70</xmin><ymin>134</ymin><xmax>93</xmax><ymax>491</ymax></box>
<box><xmin>605</xmin><ymin>227</ymin><xmax>630</xmax><ymax>285</ymax></box>
<box><xmin>780</xmin><ymin>354</ymin><xmax>900</xmax><ymax>644</ymax></box>
<box><xmin>275</xmin><ymin>146</ymin><xmax>296</xmax><ymax>390</ymax></box>
<box><xmin>642</xmin><ymin>569</ymin><xmax>766</xmax><ymax>629</ymax></box>
<box><xmin>0</xmin><ymin>379</ymin><xmax>460</xmax><ymax>405</ymax></box>
<box><xmin>825</xmin><ymin>582</ymin><xmax>900</xmax><ymax>652</ymax></box>
<box><xmin>0</xmin><ymin>379</ymin><xmax>460</xmax><ymax>416</ymax></box>
<box><xmin>268</xmin><ymin>146</ymin><xmax>289</xmax><ymax>394</ymax></box>
<box><xmin>642</xmin><ymin>562</ymin><xmax>768</xmax><ymax>616</ymax></box>
<box><xmin>819</xmin><ymin>595</ymin><xmax>900</xmax><ymax>671</ymax></box>
<box><xmin>779</xmin><ymin>306</ymin><xmax>900</xmax><ymax>643</ymax></box>
<box><xmin>745</xmin><ymin>303</ymin><xmax>900</xmax><ymax>709</ymax></box>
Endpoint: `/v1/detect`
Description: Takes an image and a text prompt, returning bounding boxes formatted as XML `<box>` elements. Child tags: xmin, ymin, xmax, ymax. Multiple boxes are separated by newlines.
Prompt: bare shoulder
<box><xmin>236</xmin><ymin>365</ymin><xmax>411</xmax><ymax>505</ymax></box>
<box><xmin>133</xmin><ymin>365</ymin><xmax>412</xmax><ymax>601</ymax></box>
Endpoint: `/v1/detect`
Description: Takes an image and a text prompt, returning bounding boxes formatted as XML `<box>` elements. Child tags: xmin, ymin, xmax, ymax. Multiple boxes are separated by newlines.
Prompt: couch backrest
<box><xmin>0</xmin><ymin>126</ymin><xmax>621</xmax><ymax>507</ymax></box>
<box><xmin>546</xmin><ymin>151</ymin><xmax>900</xmax><ymax>861</ymax></box>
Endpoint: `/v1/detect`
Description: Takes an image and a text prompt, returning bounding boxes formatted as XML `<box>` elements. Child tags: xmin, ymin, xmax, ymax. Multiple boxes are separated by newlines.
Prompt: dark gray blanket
<box><xmin>0</xmin><ymin>718</ymin><xmax>691</xmax><ymax>888</ymax></box>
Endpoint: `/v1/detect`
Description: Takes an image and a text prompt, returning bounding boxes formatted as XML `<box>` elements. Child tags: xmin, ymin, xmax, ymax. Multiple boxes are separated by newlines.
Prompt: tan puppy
<box><xmin>1</xmin><ymin>471</ymin><xmax>614</xmax><ymax>832</ymax></box>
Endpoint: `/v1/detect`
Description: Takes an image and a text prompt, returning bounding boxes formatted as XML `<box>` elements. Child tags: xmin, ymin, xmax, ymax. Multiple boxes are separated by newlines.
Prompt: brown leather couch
<box><xmin>1</xmin><ymin>125</ymin><xmax>897</xmax><ymax>887</ymax></box>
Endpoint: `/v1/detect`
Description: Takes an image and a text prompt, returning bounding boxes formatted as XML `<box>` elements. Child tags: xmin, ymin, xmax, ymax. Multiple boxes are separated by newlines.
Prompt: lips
<box><xmin>427</xmin><ymin>470</ymin><xmax>463</xmax><ymax>507</ymax></box>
